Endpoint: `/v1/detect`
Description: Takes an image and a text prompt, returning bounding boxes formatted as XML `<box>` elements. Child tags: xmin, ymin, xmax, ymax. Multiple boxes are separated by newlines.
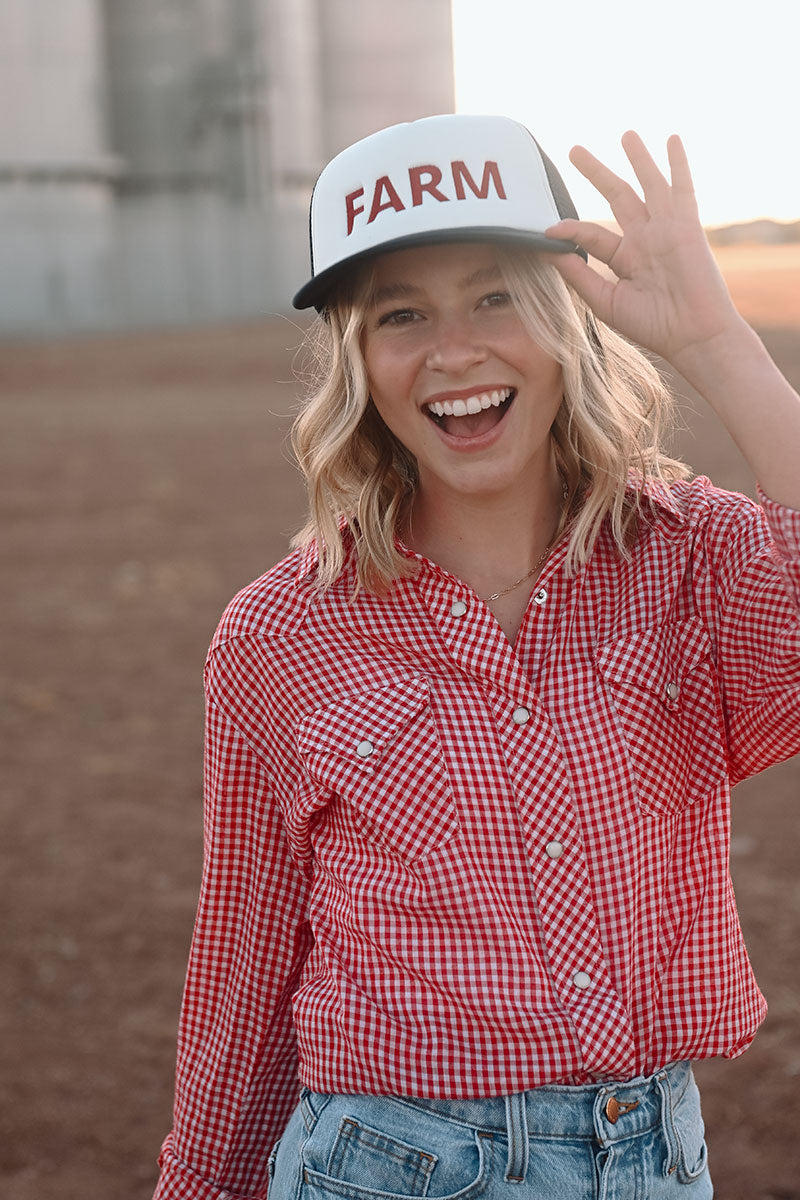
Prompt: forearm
<box><xmin>672</xmin><ymin>316</ymin><xmax>800</xmax><ymax>511</ymax></box>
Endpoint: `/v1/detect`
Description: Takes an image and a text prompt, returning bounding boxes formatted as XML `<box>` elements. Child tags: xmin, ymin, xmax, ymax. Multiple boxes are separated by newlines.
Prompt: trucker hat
<box><xmin>292</xmin><ymin>113</ymin><xmax>584</xmax><ymax>310</ymax></box>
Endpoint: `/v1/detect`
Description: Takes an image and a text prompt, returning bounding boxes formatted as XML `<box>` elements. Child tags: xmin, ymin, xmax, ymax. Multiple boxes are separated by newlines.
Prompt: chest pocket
<box><xmin>595</xmin><ymin>616</ymin><xmax>729</xmax><ymax>817</ymax></box>
<box><xmin>295</xmin><ymin>675</ymin><xmax>459</xmax><ymax>862</ymax></box>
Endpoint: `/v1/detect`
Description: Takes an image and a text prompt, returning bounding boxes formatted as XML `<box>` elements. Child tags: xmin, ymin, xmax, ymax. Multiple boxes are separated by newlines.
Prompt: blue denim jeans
<box><xmin>268</xmin><ymin>1061</ymin><xmax>712</xmax><ymax>1199</ymax></box>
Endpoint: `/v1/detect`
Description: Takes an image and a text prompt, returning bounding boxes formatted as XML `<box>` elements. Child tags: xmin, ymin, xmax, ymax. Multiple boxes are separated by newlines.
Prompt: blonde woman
<box><xmin>154</xmin><ymin>116</ymin><xmax>800</xmax><ymax>1199</ymax></box>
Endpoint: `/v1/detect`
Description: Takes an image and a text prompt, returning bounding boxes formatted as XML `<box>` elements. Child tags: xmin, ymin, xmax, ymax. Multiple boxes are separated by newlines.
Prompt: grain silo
<box><xmin>0</xmin><ymin>0</ymin><xmax>454</xmax><ymax>334</ymax></box>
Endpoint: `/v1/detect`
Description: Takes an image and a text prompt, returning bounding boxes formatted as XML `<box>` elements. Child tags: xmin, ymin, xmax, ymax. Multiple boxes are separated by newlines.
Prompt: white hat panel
<box><xmin>309</xmin><ymin>115</ymin><xmax>562</xmax><ymax>278</ymax></box>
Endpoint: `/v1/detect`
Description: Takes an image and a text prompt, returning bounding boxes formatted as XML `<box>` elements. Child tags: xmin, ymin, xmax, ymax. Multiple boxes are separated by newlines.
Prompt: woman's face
<box><xmin>361</xmin><ymin>241</ymin><xmax>563</xmax><ymax>511</ymax></box>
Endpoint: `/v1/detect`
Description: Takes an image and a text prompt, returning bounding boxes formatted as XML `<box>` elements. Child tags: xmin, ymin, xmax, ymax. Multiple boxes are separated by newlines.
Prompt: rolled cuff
<box><xmin>153</xmin><ymin>1136</ymin><xmax>265</xmax><ymax>1200</ymax></box>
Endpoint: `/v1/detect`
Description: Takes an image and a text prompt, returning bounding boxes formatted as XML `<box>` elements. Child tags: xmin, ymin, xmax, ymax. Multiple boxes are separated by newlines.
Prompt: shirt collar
<box><xmin>628</xmin><ymin>471</ymin><xmax>687</xmax><ymax>527</ymax></box>
<box><xmin>294</xmin><ymin>474</ymin><xmax>687</xmax><ymax>583</ymax></box>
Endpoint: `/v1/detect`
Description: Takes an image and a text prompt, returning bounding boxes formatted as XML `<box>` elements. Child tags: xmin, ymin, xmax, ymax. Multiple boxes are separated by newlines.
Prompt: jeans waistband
<box><xmin>393</xmin><ymin>1060</ymin><xmax>692</xmax><ymax>1145</ymax></box>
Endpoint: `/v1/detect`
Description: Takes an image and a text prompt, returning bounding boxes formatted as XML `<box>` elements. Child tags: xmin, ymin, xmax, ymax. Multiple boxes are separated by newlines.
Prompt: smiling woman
<box><xmin>362</xmin><ymin>243</ymin><xmax>564</xmax><ymax>520</ymax></box>
<box><xmin>292</xmin><ymin>227</ymin><xmax>682</xmax><ymax>600</ymax></box>
<box><xmin>152</xmin><ymin>114</ymin><xmax>800</xmax><ymax>1200</ymax></box>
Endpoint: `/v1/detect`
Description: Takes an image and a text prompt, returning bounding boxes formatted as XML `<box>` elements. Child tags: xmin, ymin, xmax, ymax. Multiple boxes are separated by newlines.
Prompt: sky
<box><xmin>451</xmin><ymin>0</ymin><xmax>799</xmax><ymax>227</ymax></box>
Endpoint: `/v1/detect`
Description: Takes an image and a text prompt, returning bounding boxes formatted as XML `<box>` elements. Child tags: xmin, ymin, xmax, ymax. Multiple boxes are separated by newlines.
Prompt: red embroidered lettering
<box><xmin>368</xmin><ymin>176</ymin><xmax>406</xmax><ymax>224</ymax></box>
<box><xmin>451</xmin><ymin>160</ymin><xmax>507</xmax><ymax>201</ymax></box>
<box><xmin>409</xmin><ymin>164</ymin><xmax>449</xmax><ymax>207</ymax></box>
<box><xmin>345</xmin><ymin>188</ymin><xmax>365</xmax><ymax>236</ymax></box>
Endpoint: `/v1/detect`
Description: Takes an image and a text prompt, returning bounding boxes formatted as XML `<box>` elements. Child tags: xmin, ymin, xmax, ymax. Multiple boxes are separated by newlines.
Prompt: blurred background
<box><xmin>0</xmin><ymin>0</ymin><xmax>452</xmax><ymax>335</ymax></box>
<box><xmin>1</xmin><ymin>2</ymin><xmax>798</xmax><ymax>1197</ymax></box>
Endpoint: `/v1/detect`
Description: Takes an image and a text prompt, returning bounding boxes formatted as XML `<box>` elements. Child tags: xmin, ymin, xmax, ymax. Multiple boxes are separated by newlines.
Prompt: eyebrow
<box><xmin>461</xmin><ymin>264</ymin><xmax>504</xmax><ymax>288</ymax></box>
<box><xmin>371</xmin><ymin>263</ymin><xmax>503</xmax><ymax>306</ymax></box>
<box><xmin>372</xmin><ymin>281</ymin><xmax>421</xmax><ymax>304</ymax></box>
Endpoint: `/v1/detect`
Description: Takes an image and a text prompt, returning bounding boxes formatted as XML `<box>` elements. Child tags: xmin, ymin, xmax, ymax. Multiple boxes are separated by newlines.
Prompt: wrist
<box><xmin>669</xmin><ymin>315</ymin><xmax>762</xmax><ymax>393</ymax></box>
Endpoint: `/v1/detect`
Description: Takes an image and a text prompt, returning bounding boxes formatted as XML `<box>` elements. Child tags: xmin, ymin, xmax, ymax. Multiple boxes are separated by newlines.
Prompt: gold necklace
<box><xmin>480</xmin><ymin>477</ymin><xmax>569</xmax><ymax>604</ymax></box>
<box><xmin>481</xmin><ymin>543</ymin><xmax>554</xmax><ymax>602</ymax></box>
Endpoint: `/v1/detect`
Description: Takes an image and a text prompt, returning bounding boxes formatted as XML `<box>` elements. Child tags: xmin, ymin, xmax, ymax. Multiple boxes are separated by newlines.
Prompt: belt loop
<box><xmin>655</xmin><ymin>1068</ymin><xmax>680</xmax><ymax>1178</ymax></box>
<box><xmin>503</xmin><ymin>1092</ymin><xmax>529</xmax><ymax>1183</ymax></box>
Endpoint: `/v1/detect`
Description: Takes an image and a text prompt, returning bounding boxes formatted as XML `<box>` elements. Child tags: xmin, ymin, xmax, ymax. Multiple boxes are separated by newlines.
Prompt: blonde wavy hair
<box><xmin>291</xmin><ymin>244</ymin><xmax>689</xmax><ymax>593</ymax></box>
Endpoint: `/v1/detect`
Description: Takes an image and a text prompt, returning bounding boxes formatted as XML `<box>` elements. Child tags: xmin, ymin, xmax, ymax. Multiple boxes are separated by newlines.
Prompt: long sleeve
<box><xmin>154</xmin><ymin>700</ymin><xmax>312</xmax><ymax>1200</ymax></box>
<box><xmin>712</xmin><ymin>489</ymin><xmax>800</xmax><ymax>783</ymax></box>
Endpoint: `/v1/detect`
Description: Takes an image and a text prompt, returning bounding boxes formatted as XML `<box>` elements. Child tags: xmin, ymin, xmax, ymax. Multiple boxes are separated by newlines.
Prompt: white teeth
<box><xmin>427</xmin><ymin>389</ymin><xmax>512</xmax><ymax>418</ymax></box>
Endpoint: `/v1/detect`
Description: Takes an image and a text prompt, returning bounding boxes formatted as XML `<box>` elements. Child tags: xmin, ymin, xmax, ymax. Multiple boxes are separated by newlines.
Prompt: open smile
<box><xmin>425</xmin><ymin>388</ymin><xmax>516</xmax><ymax>439</ymax></box>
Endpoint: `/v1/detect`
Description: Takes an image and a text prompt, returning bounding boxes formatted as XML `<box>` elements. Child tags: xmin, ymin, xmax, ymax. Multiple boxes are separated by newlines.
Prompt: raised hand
<box><xmin>545</xmin><ymin>132</ymin><xmax>744</xmax><ymax>372</ymax></box>
<box><xmin>547</xmin><ymin>130</ymin><xmax>800</xmax><ymax>510</ymax></box>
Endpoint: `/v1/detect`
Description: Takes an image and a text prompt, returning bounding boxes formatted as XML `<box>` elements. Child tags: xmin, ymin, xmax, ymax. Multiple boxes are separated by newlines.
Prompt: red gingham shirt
<box><xmin>155</xmin><ymin>475</ymin><xmax>800</xmax><ymax>1200</ymax></box>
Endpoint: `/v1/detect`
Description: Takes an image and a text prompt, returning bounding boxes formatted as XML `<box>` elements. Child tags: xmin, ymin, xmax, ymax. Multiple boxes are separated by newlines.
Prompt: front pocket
<box><xmin>596</xmin><ymin>618</ymin><xmax>729</xmax><ymax>817</ymax></box>
<box><xmin>327</xmin><ymin>1118</ymin><xmax>437</xmax><ymax>1196</ymax></box>
<box><xmin>295</xmin><ymin>676</ymin><xmax>459</xmax><ymax>861</ymax></box>
<box><xmin>301</xmin><ymin>1126</ymin><xmax>492</xmax><ymax>1200</ymax></box>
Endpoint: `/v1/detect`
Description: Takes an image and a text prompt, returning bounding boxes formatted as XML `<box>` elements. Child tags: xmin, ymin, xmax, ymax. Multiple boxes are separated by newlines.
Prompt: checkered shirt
<box><xmin>155</xmin><ymin>475</ymin><xmax>800</xmax><ymax>1200</ymax></box>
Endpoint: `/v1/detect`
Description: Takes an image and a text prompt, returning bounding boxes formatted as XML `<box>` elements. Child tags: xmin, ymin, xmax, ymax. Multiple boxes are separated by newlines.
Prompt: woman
<box><xmin>153</xmin><ymin>115</ymin><xmax>800</xmax><ymax>1198</ymax></box>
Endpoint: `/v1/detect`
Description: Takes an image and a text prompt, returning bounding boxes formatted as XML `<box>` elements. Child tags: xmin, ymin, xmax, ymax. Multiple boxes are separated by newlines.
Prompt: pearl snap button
<box><xmin>533</xmin><ymin>588</ymin><xmax>547</xmax><ymax>605</ymax></box>
<box><xmin>572</xmin><ymin>971</ymin><xmax>592</xmax><ymax>990</ymax></box>
<box><xmin>355</xmin><ymin>739</ymin><xmax>374</xmax><ymax>758</ymax></box>
<box><xmin>665</xmin><ymin>681</ymin><xmax>679</xmax><ymax>701</ymax></box>
<box><xmin>512</xmin><ymin>706</ymin><xmax>531</xmax><ymax>725</ymax></box>
<box><xmin>450</xmin><ymin>600</ymin><xmax>468</xmax><ymax>617</ymax></box>
<box><xmin>545</xmin><ymin>841</ymin><xmax>564</xmax><ymax>860</ymax></box>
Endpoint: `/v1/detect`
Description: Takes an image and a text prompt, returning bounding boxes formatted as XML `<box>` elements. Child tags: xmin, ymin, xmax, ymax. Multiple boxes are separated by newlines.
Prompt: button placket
<box><xmin>480</xmin><ymin>653</ymin><xmax>635</xmax><ymax>1063</ymax></box>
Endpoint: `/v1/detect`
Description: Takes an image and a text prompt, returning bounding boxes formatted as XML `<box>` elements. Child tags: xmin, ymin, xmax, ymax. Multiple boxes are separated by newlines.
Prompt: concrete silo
<box><xmin>0</xmin><ymin>0</ymin><xmax>455</xmax><ymax>333</ymax></box>
<box><xmin>0</xmin><ymin>0</ymin><xmax>119</xmax><ymax>333</ymax></box>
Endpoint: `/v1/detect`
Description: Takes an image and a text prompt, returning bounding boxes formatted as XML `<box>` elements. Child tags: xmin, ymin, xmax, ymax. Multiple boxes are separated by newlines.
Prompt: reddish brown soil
<box><xmin>2</xmin><ymin>250</ymin><xmax>799</xmax><ymax>1199</ymax></box>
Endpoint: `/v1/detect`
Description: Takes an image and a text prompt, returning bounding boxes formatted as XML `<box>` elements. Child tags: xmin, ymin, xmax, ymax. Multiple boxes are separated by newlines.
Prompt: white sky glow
<box><xmin>452</xmin><ymin>0</ymin><xmax>799</xmax><ymax>226</ymax></box>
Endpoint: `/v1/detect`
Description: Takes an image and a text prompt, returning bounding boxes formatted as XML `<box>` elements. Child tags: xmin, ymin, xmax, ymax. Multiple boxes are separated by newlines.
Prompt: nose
<box><xmin>425</xmin><ymin>316</ymin><xmax>488</xmax><ymax>374</ymax></box>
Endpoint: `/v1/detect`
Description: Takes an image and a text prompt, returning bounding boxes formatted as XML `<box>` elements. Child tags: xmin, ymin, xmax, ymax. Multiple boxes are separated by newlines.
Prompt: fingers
<box><xmin>568</xmin><ymin>131</ymin><xmax>698</xmax><ymax>221</ymax></box>
<box><xmin>567</xmin><ymin>144</ymin><xmax>647</xmax><ymax>226</ymax></box>
<box><xmin>666</xmin><ymin>134</ymin><xmax>693</xmax><ymax>190</ymax></box>
<box><xmin>666</xmin><ymin>134</ymin><xmax>699</xmax><ymax>215</ymax></box>
<box><xmin>546</xmin><ymin>219</ymin><xmax>623</xmax><ymax>268</ymax></box>
<box><xmin>620</xmin><ymin>130</ymin><xmax>671</xmax><ymax>210</ymax></box>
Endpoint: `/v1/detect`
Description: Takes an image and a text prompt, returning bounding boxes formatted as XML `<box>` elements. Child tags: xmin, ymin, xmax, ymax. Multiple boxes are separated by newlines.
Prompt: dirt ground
<box><xmin>2</xmin><ymin>246</ymin><xmax>799</xmax><ymax>1199</ymax></box>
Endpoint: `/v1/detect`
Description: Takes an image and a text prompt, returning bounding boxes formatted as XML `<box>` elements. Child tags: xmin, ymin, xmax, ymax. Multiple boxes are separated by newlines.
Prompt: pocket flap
<box><xmin>595</xmin><ymin>616</ymin><xmax>726</xmax><ymax>814</ymax></box>
<box><xmin>294</xmin><ymin>674</ymin><xmax>457</xmax><ymax>862</ymax></box>
<box><xmin>596</xmin><ymin>616</ymin><xmax>713</xmax><ymax>698</ymax></box>
<box><xmin>296</xmin><ymin>675</ymin><xmax>431</xmax><ymax>765</ymax></box>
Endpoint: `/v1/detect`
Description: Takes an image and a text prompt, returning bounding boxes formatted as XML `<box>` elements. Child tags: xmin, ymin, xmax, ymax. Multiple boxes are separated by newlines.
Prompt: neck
<box><xmin>406</xmin><ymin>457</ymin><xmax>565</xmax><ymax>598</ymax></box>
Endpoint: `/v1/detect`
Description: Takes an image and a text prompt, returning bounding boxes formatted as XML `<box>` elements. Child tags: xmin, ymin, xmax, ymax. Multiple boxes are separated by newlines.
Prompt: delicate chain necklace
<box><xmin>481</xmin><ymin>543</ymin><xmax>553</xmax><ymax>602</ymax></box>
<box><xmin>480</xmin><ymin>477</ymin><xmax>570</xmax><ymax>604</ymax></box>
